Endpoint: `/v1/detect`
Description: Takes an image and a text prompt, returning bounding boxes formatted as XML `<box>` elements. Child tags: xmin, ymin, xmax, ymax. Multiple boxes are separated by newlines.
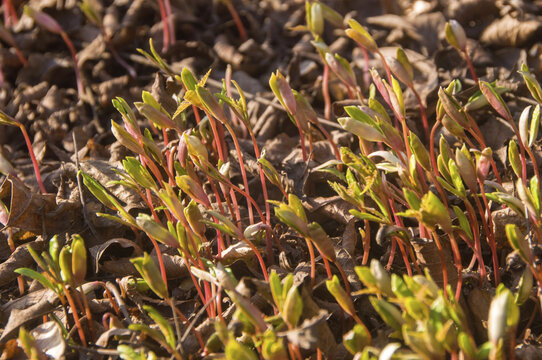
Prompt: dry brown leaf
<box><xmin>481</xmin><ymin>15</ymin><xmax>542</xmax><ymax>48</ymax></box>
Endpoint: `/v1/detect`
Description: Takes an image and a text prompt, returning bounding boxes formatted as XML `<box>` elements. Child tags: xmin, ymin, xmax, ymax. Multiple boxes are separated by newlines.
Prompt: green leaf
<box><xmin>369</xmin><ymin>297</ymin><xmax>404</xmax><ymax>331</ymax></box>
<box><xmin>225</xmin><ymin>341</ymin><xmax>258</xmax><ymax>360</ymax></box>
<box><xmin>261</xmin><ymin>330</ymin><xmax>287</xmax><ymax>360</ymax></box>
<box><xmin>345</xmin><ymin>19</ymin><xmax>377</xmax><ymax>51</ymax></box>
<box><xmin>370</xmin><ymin>259</ymin><xmax>393</xmax><ymax>297</ymax></box>
<box><xmin>181</xmin><ymin>68</ymin><xmax>197</xmax><ymax>91</ymax></box>
<box><xmin>15</xmin><ymin>268</ymin><xmax>56</xmax><ymax>292</ymax></box>
<box><xmin>136</xmin><ymin>214</ymin><xmax>179</xmax><ymax>248</ymax></box>
<box><xmin>112</xmin><ymin>97</ymin><xmax>139</xmax><ymax>133</ymax></box>
<box><xmin>117</xmin><ymin>344</ymin><xmax>155</xmax><ymax>360</ymax></box>
<box><xmin>0</xmin><ymin>110</ymin><xmax>20</xmax><ymax>127</ymax></box>
<box><xmin>325</xmin><ymin>53</ymin><xmax>356</xmax><ymax>88</ymax></box>
<box><xmin>122</xmin><ymin>157</ymin><xmax>157</xmax><ymax>191</ymax></box>
<box><xmin>229</xmin><ymin>290</ymin><xmax>268</xmax><ymax>332</ymax></box>
<box><xmin>355</xmin><ymin>266</ymin><xmax>376</xmax><ymax>289</ymax></box>
<box><xmin>531</xmin><ymin>176</ymin><xmax>541</xmax><ymax>214</ymax></box>
<box><xmin>480</xmin><ymin>81</ymin><xmax>512</xmax><ymax>121</ymax></box>
<box><xmin>529</xmin><ymin>104</ymin><xmax>540</xmax><ymax>146</ymax></box>
<box><xmin>308</xmin><ymin>2</ymin><xmax>323</xmax><ymax>35</ymax></box>
<box><xmin>269</xmin><ymin>271</ymin><xmax>283</xmax><ymax>311</ymax></box>
<box><xmin>452</xmin><ymin>206</ymin><xmax>472</xmax><ymax>241</ymax></box>
<box><xmin>391</xmin><ymin>76</ymin><xmax>404</xmax><ymax>116</ymax></box>
<box><xmin>338</xmin><ymin>116</ymin><xmax>385</xmax><ymax>142</ymax></box>
<box><xmin>287</xmin><ymin>194</ymin><xmax>307</xmax><ymax>223</ymax></box>
<box><xmin>307</xmin><ymin>222</ymin><xmax>336</xmax><ymax>261</ymax></box>
<box><xmin>448</xmin><ymin>160</ymin><xmax>466</xmax><ymax>197</ymax></box>
<box><xmin>269</xmin><ymin>71</ymin><xmax>296</xmax><ymax>116</ymax></box>
<box><xmin>516</xmin><ymin>180</ymin><xmax>537</xmax><ymax>218</ymax></box>
<box><xmin>282</xmin><ymin>284</ymin><xmax>303</xmax><ymax>327</ymax></box>
<box><xmin>409</xmin><ymin>132</ymin><xmax>431</xmax><ymax>171</ymax></box>
<box><xmin>404</xmin><ymin>297</ymin><xmax>429</xmax><ymax>321</ymax></box>
<box><xmin>81</xmin><ymin>171</ymin><xmax>136</xmax><ymax>226</ymax></box>
<box><xmin>442</xmin><ymin>114</ymin><xmax>467</xmax><ymax>139</ymax></box>
<box><xmin>59</xmin><ymin>246</ymin><xmax>72</xmax><ymax>284</ymax></box>
<box><xmin>49</xmin><ymin>235</ymin><xmax>60</xmax><ymax>264</ymax></box>
<box><xmin>515</xmin><ymin>267</ymin><xmax>533</xmax><ymax>306</ymax></box>
<box><xmin>111</xmin><ymin>120</ymin><xmax>142</xmax><ymax>154</ymax></box>
<box><xmin>437</xmin><ymin>87</ymin><xmax>469</xmax><ymax>127</ymax></box>
<box><xmin>131</xmin><ymin>253</ymin><xmax>168</xmax><ymax>299</ymax></box>
<box><xmin>205</xmin><ymin>210</ymin><xmax>243</xmax><ymax>239</ymax></box>
<box><xmin>506</xmin><ymin>224</ymin><xmax>529</xmax><ymax>263</ymax></box>
<box><xmin>79</xmin><ymin>0</ymin><xmax>101</xmax><ymax>26</ymax></box>
<box><xmin>508</xmin><ymin>140</ymin><xmax>522</xmax><ymax>178</ymax></box>
<box><xmin>195</xmin><ymin>85</ymin><xmax>229</xmax><ymax>124</ymax></box>
<box><xmin>129</xmin><ymin>323</ymin><xmax>166</xmax><ymax>346</ymax></box>
<box><xmin>396</xmin><ymin>48</ymin><xmax>414</xmax><ymax>84</ymax></box>
<box><xmin>519</xmin><ymin>63</ymin><xmax>542</xmax><ymax>104</ymax></box>
<box><xmin>135</xmin><ymin>102</ymin><xmax>177</xmax><ymax>130</ymax></box>
<box><xmin>343</xmin><ymin>323</ymin><xmax>372</xmax><ymax>355</ymax></box>
<box><xmin>485</xmin><ymin>192</ymin><xmax>524</xmax><ymax>216</ymax></box>
<box><xmin>184</xmin><ymin>200</ymin><xmax>206</xmax><ymax>236</ymax></box>
<box><xmin>176</xmin><ymin>175</ymin><xmax>210</xmax><ymax>207</ymax></box>
<box><xmin>144</xmin><ymin>305</ymin><xmax>176</xmax><ymax>350</ymax></box>
<box><xmin>136</xmin><ymin>39</ymin><xmax>173</xmax><ymax>75</ymax></box>
<box><xmin>349</xmin><ymin>209</ymin><xmax>385</xmax><ymax>224</ymax></box>
<box><xmin>71</xmin><ymin>234</ymin><xmax>86</xmax><ymax>285</ymax></box>
<box><xmin>274</xmin><ymin>206</ymin><xmax>308</xmax><ymax>236</ymax></box>
<box><xmin>458</xmin><ymin>332</ymin><xmax>477</xmax><ymax>359</ymax></box>
<box><xmin>455</xmin><ymin>146</ymin><xmax>477</xmax><ymax>191</ymax></box>
<box><xmin>319</xmin><ymin>2</ymin><xmax>343</xmax><ymax>28</ymax></box>
<box><xmin>403</xmin><ymin>188</ymin><xmax>421</xmax><ymax>211</ymax></box>
<box><xmin>18</xmin><ymin>327</ymin><xmax>43</xmax><ymax>360</ymax></box>
<box><xmin>445</xmin><ymin>20</ymin><xmax>466</xmax><ymax>51</ymax></box>
<box><xmin>326</xmin><ymin>275</ymin><xmax>356</xmax><ymax>317</ymax></box>
<box><xmin>488</xmin><ymin>286</ymin><xmax>519</xmax><ymax>344</ymax></box>
<box><xmin>419</xmin><ymin>191</ymin><xmax>452</xmax><ymax>233</ymax></box>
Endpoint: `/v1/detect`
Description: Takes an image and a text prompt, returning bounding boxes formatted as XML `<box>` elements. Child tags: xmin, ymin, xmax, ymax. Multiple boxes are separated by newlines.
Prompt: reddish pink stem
<box><xmin>225</xmin><ymin>0</ymin><xmax>247</xmax><ymax>41</ymax></box>
<box><xmin>411</xmin><ymin>86</ymin><xmax>429</xmax><ymax>141</ymax></box>
<box><xmin>322</xmin><ymin>63</ymin><xmax>331</xmax><ymax>121</ymax></box>
<box><xmin>19</xmin><ymin>124</ymin><xmax>47</xmax><ymax>194</ymax></box>
<box><xmin>60</xmin><ymin>32</ymin><xmax>85</xmax><ymax>98</ymax></box>
<box><xmin>156</xmin><ymin>0</ymin><xmax>171</xmax><ymax>52</ymax></box>
<box><xmin>164</xmin><ymin>0</ymin><xmax>175</xmax><ymax>44</ymax></box>
<box><xmin>463</xmin><ymin>50</ymin><xmax>478</xmax><ymax>83</ymax></box>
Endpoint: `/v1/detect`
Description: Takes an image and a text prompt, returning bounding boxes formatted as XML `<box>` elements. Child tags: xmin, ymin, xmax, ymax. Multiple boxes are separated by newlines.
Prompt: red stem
<box><xmin>305</xmin><ymin>238</ymin><xmax>316</xmax><ymax>288</ymax></box>
<box><xmin>322</xmin><ymin>63</ymin><xmax>331</xmax><ymax>121</ymax></box>
<box><xmin>412</xmin><ymin>86</ymin><xmax>429</xmax><ymax>141</ymax></box>
<box><xmin>247</xmin><ymin>128</ymin><xmax>274</xmax><ymax>263</ymax></box>
<box><xmin>225</xmin><ymin>0</ymin><xmax>247</xmax><ymax>42</ymax></box>
<box><xmin>60</xmin><ymin>32</ymin><xmax>85</xmax><ymax>98</ymax></box>
<box><xmin>463</xmin><ymin>51</ymin><xmax>478</xmax><ymax>83</ymax></box>
<box><xmin>164</xmin><ymin>0</ymin><xmax>175</xmax><ymax>44</ymax></box>
<box><xmin>472</xmin><ymin>192</ymin><xmax>499</xmax><ymax>284</ymax></box>
<box><xmin>296</xmin><ymin>120</ymin><xmax>308</xmax><ymax>162</ymax></box>
<box><xmin>361</xmin><ymin>46</ymin><xmax>370</xmax><ymax>89</ymax></box>
<box><xmin>377</xmin><ymin>50</ymin><xmax>393</xmax><ymax>84</ymax></box>
<box><xmin>224</xmin><ymin>122</ymin><xmax>255</xmax><ymax>224</ymax></box>
<box><xmin>19</xmin><ymin>124</ymin><xmax>47</xmax><ymax>194</ymax></box>
<box><xmin>61</xmin><ymin>284</ymin><xmax>87</xmax><ymax>345</ymax></box>
<box><xmin>448</xmin><ymin>234</ymin><xmax>463</xmax><ymax>301</ymax></box>
<box><xmin>148</xmin><ymin>235</ymin><xmax>169</xmax><ymax>292</ymax></box>
<box><xmin>430</xmin><ymin>230</ymin><xmax>449</xmax><ymax>291</ymax></box>
<box><xmin>156</xmin><ymin>0</ymin><xmax>171</xmax><ymax>52</ymax></box>
<box><xmin>242</xmin><ymin>236</ymin><xmax>269</xmax><ymax>281</ymax></box>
